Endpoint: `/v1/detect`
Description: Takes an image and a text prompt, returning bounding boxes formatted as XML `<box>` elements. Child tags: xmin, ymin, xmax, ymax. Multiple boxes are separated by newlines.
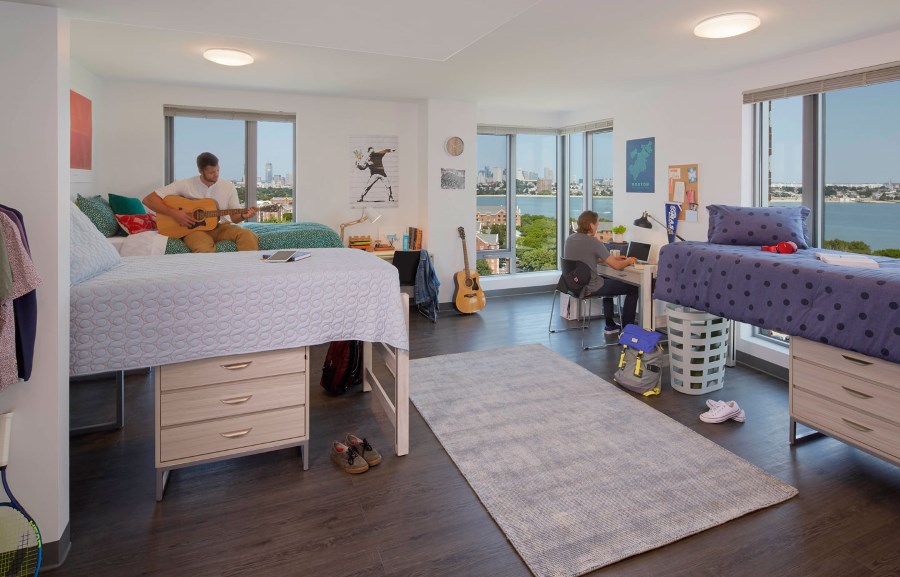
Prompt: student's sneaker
<box><xmin>604</xmin><ymin>323</ymin><xmax>622</xmax><ymax>335</ymax></box>
<box><xmin>346</xmin><ymin>434</ymin><xmax>382</xmax><ymax>466</ymax></box>
<box><xmin>331</xmin><ymin>440</ymin><xmax>369</xmax><ymax>474</ymax></box>
<box><xmin>699</xmin><ymin>400</ymin><xmax>743</xmax><ymax>423</ymax></box>
<box><xmin>706</xmin><ymin>399</ymin><xmax>746</xmax><ymax>422</ymax></box>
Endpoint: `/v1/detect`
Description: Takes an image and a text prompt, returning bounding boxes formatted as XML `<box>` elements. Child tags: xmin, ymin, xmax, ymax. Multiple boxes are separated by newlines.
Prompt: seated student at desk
<box><xmin>564</xmin><ymin>210</ymin><xmax>639</xmax><ymax>334</ymax></box>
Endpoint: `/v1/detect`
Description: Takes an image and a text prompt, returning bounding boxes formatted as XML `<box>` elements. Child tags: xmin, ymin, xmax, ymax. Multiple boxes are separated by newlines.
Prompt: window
<box><xmin>477</xmin><ymin>122</ymin><xmax>613</xmax><ymax>277</ymax></box>
<box><xmin>166</xmin><ymin>107</ymin><xmax>296</xmax><ymax>222</ymax></box>
<box><xmin>750</xmin><ymin>65</ymin><xmax>900</xmax><ymax>343</ymax></box>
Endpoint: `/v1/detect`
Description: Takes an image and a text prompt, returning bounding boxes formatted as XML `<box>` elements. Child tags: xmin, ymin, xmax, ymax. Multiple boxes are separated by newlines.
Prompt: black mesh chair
<box><xmin>548</xmin><ymin>258</ymin><xmax>621</xmax><ymax>350</ymax></box>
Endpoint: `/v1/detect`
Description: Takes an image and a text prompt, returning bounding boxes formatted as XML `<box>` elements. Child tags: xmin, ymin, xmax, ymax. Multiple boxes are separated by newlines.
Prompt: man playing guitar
<box><xmin>142</xmin><ymin>152</ymin><xmax>259</xmax><ymax>252</ymax></box>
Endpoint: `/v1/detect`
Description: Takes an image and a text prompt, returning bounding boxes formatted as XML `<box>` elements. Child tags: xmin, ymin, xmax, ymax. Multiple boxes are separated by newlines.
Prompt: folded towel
<box><xmin>815</xmin><ymin>252</ymin><xmax>880</xmax><ymax>269</ymax></box>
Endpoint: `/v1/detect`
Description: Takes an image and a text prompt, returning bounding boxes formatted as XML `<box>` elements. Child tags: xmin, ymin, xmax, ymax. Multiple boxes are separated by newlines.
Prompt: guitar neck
<box><xmin>208</xmin><ymin>208</ymin><xmax>248</xmax><ymax>218</ymax></box>
<box><xmin>460</xmin><ymin>236</ymin><xmax>472</xmax><ymax>280</ymax></box>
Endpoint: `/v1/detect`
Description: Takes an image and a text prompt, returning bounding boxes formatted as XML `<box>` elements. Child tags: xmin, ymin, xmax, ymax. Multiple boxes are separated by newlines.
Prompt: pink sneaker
<box><xmin>700</xmin><ymin>400</ymin><xmax>743</xmax><ymax>423</ymax></box>
<box><xmin>706</xmin><ymin>399</ymin><xmax>746</xmax><ymax>422</ymax></box>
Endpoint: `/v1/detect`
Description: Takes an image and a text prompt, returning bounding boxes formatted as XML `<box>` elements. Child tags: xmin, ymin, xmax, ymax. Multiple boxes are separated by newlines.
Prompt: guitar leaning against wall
<box><xmin>156</xmin><ymin>196</ymin><xmax>281</xmax><ymax>238</ymax></box>
<box><xmin>452</xmin><ymin>226</ymin><xmax>486</xmax><ymax>314</ymax></box>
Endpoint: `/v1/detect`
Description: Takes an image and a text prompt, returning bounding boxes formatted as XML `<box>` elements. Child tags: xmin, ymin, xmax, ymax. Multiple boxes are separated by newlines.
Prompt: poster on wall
<box><xmin>668</xmin><ymin>163</ymin><xmax>699</xmax><ymax>222</ymax></box>
<box><xmin>350</xmin><ymin>135</ymin><xmax>399</xmax><ymax>208</ymax></box>
<box><xmin>70</xmin><ymin>90</ymin><xmax>92</xmax><ymax>170</ymax></box>
<box><xmin>626</xmin><ymin>137</ymin><xmax>654</xmax><ymax>193</ymax></box>
<box><xmin>441</xmin><ymin>168</ymin><xmax>465</xmax><ymax>189</ymax></box>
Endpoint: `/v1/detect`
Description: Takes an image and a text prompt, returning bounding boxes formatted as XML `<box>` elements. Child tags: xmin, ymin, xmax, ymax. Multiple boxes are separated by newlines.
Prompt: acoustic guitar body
<box><xmin>156</xmin><ymin>196</ymin><xmax>220</xmax><ymax>238</ymax></box>
<box><xmin>452</xmin><ymin>226</ymin><xmax>486</xmax><ymax>314</ymax></box>
<box><xmin>453</xmin><ymin>270</ymin><xmax>486</xmax><ymax>314</ymax></box>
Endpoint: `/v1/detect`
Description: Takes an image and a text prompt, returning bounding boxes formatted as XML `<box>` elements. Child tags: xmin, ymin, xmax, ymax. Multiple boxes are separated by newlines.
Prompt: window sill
<box><xmin>480</xmin><ymin>270</ymin><xmax>559</xmax><ymax>293</ymax></box>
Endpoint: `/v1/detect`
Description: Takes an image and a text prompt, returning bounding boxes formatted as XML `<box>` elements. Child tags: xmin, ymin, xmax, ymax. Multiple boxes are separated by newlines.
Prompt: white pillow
<box><xmin>71</xmin><ymin>205</ymin><xmax>121</xmax><ymax>284</ymax></box>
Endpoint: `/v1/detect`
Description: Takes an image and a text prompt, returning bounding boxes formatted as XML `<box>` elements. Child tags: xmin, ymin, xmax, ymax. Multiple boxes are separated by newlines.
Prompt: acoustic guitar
<box><xmin>453</xmin><ymin>226</ymin><xmax>486</xmax><ymax>314</ymax></box>
<box><xmin>156</xmin><ymin>196</ymin><xmax>281</xmax><ymax>238</ymax></box>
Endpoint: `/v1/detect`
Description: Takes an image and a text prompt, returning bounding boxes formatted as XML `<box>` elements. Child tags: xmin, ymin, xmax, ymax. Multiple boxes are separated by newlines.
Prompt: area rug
<box><xmin>410</xmin><ymin>344</ymin><xmax>797</xmax><ymax>577</ymax></box>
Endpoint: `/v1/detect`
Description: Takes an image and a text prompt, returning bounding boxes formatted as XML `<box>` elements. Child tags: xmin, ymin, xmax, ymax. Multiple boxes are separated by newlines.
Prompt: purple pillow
<box><xmin>707</xmin><ymin>205</ymin><xmax>810</xmax><ymax>248</ymax></box>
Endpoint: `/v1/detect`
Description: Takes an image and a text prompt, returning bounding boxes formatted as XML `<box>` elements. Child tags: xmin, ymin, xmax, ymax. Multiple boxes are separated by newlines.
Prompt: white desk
<box><xmin>595</xmin><ymin>263</ymin><xmax>658</xmax><ymax>331</ymax></box>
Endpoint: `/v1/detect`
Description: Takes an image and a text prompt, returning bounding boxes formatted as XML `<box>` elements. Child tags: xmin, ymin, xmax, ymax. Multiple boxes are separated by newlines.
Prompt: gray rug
<box><xmin>410</xmin><ymin>344</ymin><xmax>797</xmax><ymax>577</ymax></box>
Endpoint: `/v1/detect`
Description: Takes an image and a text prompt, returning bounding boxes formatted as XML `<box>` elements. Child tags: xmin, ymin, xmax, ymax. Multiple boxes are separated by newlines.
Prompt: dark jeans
<box><xmin>589</xmin><ymin>278</ymin><xmax>639</xmax><ymax>327</ymax></box>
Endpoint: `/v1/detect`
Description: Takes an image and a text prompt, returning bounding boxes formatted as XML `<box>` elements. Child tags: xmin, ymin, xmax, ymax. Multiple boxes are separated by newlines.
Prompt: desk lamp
<box><xmin>634</xmin><ymin>211</ymin><xmax>685</xmax><ymax>242</ymax></box>
<box><xmin>340</xmin><ymin>207</ymin><xmax>383</xmax><ymax>242</ymax></box>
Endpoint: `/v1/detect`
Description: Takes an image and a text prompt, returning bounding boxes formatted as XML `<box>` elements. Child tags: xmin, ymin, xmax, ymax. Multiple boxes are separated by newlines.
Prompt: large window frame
<box><xmin>476</xmin><ymin>120</ymin><xmax>613</xmax><ymax>276</ymax></box>
<box><xmin>164</xmin><ymin>106</ymin><xmax>297</xmax><ymax>221</ymax></box>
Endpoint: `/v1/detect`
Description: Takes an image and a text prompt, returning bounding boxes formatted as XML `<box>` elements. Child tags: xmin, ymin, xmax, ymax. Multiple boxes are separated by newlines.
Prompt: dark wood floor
<box><xmin>55</xmin><ymin>293</ymin><xmax>899</xmax><ymax>577</ymax></box>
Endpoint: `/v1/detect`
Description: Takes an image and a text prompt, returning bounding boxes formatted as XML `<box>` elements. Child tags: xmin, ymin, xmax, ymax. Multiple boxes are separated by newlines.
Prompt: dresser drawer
<box><xmin>792</xmin><ymin>389</ymin><xmax>900</xmax><ymax>460</ymax></box>
<box><xmin>792</xmin><ymin>359</ymin><xmax>900</xmax><ymax>423</ymax></box>
<box><xmin>160</xmin><ymin>406</ymin><xmax>306</xmax><ymax>463</ymax></box>
<box><xmin>160</xmin><ymin>372</ymin><xmax>306</xmax><ymax>427</ymax></box>
<box><xmin>160</xmin><ymin>348</ymin><xmax>306</xmax><ymax>391</ymax></box>
<box><xmin>792</xmin><ymin>338</ymin><xmax>899</xmax><ymax>389</ymax></box>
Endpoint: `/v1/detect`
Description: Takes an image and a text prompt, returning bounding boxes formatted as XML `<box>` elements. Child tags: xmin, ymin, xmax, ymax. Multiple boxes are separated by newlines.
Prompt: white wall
<box><xmin>97</xmin><ymin>82</ymin><xmax>422</xmax><ymax>249</ymax></box>
<box><xmin>0</xmin><ymin>0</ymin><xmax>69</xmax><ymax>547</ymax></box>
<box><xmin>70</xmin><ymin>59</ymin><xmax>102</xmax><ymax>198</ymax></box>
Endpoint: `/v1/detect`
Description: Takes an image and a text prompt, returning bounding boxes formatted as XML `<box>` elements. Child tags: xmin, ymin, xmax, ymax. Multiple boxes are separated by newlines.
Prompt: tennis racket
<box><xmin>0</xmin><ymin>413</ymin><xmax>42</xmax><ymax>577</ymax></box>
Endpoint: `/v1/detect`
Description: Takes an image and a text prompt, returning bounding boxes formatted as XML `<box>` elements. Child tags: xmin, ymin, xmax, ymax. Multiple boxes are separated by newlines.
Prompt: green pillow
<box><xmin>108</xmin><ymin>193</ymin><xmax>146</xmax><ymax>215</ymax></box>
<box><xmin>75</xmin><ymin>194</ymin><xmax>119</xmax><ymax>237</ymax></box>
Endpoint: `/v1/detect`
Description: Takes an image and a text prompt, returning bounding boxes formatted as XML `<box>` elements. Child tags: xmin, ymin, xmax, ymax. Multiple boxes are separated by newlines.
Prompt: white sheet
<box><xmin>70</xmin><ymin>249</ymin><xmax>409</xmax><ymax>375</ymax></box>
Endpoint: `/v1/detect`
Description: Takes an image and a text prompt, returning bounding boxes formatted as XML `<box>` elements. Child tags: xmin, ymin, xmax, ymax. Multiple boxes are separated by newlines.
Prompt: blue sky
<box><xmin>477</xmin><ymin>132</ymin><xmax>613</xmax><ymax>182</ymax></box>
<box><xmin>173</xmin><ymin>117</ymin><xmax>294</xmax><ymax>181</ymax></box>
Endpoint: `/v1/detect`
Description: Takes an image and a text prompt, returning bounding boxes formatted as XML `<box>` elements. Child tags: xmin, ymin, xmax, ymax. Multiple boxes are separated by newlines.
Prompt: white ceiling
<box><xmin>15</xmin><ymin>0</ymin><xmax>900</xmax><ymax>113</ymax></box>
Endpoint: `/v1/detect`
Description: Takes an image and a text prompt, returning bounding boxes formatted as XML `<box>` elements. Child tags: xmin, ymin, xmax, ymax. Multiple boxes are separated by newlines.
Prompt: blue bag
<box><xmin>618</xmin><ymin>324</ymin><xmax>663</xmax><ymax>352</ymax></box>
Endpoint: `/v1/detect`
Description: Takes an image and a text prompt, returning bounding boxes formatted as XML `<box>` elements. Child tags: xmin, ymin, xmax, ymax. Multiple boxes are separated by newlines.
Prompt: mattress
<box><xmin>654</xmin><ymin>242</ymin><xmax>900</xmax><ymax>363</ymax></box>
<box><xmin>70</xmin><ymin>248</ymin><xmax>408</xmax><ymax>375</ymax></box>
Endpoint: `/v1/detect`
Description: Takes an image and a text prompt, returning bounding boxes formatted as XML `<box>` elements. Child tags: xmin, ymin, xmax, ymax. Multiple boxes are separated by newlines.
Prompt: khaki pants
<box><xmin>183</xmin><ymin>222</ymin><xmax>259</xmax><ymax>253</ymax></box>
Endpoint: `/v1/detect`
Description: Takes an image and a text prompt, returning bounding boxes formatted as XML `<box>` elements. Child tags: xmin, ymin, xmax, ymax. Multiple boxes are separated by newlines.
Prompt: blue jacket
<box><xmin>414</xmin><ymin>251</ymin><xmax>440</xmax><ymax>322</ymax></box>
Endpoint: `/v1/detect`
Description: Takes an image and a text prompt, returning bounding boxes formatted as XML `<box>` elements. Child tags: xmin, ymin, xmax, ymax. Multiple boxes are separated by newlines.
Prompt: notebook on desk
<box><xmin>626</xmin><ymin>241</ymin><xmax>652</xmax><ymax>264</ymax></box>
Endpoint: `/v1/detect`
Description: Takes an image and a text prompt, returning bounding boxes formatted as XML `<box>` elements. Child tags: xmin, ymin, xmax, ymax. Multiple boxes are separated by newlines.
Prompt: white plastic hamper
<box><xmin>666</xmin><ymin>305</ymin><xmax>729</xmax><ymax>395</ymax></box>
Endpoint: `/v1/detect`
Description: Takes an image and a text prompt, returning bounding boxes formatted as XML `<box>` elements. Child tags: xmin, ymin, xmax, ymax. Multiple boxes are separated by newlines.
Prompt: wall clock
<box><xmin>445</xmin><ymin>136</ymin><xmax>464</xmax><ymax>156</ymax></box>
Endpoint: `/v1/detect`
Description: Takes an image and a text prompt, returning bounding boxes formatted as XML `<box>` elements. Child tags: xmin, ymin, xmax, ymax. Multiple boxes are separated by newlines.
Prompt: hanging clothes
<box><xmin>0</xmin><ymin>205</ymin><xmax>38</xmax><ymax>382</ymax></box>
<box><xmin>0</xmin><ymin>211</ymin><xmax>41</xmax><ymax>390</ymax></box>
<box><xmin>414</xmin><ymin>250</ymin><xmax>440</xmax><ymax>323</ymax></box>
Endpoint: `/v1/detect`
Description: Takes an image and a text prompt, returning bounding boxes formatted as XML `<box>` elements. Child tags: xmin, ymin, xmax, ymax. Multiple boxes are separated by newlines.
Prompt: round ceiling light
<box><xmin>203</xmin><ymin>48</ymin><xmax>254</xmax><ymax>66</ymax></box>
<box><xmin>693</xmin><ymin>12</ymin><xmax>761</xmax><ymax>39</ymax></box>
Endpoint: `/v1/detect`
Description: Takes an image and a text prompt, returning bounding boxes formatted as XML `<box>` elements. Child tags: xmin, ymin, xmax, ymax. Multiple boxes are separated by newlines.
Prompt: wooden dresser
<box><xmin>155</xmin><ymin>347</ymin><xmax>309</xmax><ymax>500</ymax></box>
<box><xmin>789</xmin><ymin>337</ymin><xmax>900</xmax><ymax>466</ymax></box>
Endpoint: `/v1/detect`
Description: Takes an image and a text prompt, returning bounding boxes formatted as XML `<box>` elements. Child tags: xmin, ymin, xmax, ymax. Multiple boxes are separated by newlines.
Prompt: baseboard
<box><xmin>40</xmin><ymin>522</ymin><xmax>71</xmax><ymax>571</ymax></box>
<box><xmin>483</xmin><ymin>284</ymin><xmax>555</xmax><ymax>298</ymax></box>
<box><xmin>736</xmin><ymin>350</ymin><xmax>788</xmax><ymax>382</ymax></box>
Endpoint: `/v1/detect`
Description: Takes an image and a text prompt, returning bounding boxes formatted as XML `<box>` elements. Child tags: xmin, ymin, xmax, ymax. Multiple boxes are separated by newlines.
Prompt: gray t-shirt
<box><xmin>563</xmin><ymin>232</ymin><xmax>610</xmax><ymax>286</ymax></box>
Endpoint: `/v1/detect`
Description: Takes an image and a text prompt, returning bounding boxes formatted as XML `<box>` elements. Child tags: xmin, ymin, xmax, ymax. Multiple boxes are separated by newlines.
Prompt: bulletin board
<box><xmin>667</xmin><ymin>164</ymin><xmax>699</xmax><ymax>222</ymax></box>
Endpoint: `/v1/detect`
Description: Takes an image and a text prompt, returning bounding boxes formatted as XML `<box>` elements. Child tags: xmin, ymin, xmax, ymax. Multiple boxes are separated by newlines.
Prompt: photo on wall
<box><xmin>441</xmin><ymin>168</ymin><xmax>466</xmax><ymax>189</ymax></box>
<box><xmin>350</xmin><ymin>135</ymin><xmax>399</xmax><ymax>208</ymax></box>
<box><xmin>626</xmin><ymin>137</ymin><xmax>655</xmax><ymax>193</ymax></box>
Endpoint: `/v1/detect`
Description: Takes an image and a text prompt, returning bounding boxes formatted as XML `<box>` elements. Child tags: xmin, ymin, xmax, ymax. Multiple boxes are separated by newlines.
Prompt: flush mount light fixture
<box><xmin>693</xmin><ymin>12</ymin><xmax>760</xmax><ymax>38</ymax></box>
<box><xmin>203</xmin><ymin>48</ymin><xmax>254</xmax><ymax>66</ymax></box>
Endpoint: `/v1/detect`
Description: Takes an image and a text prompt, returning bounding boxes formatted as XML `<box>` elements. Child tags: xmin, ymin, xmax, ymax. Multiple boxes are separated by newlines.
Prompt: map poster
<box><xmin>626</xmin><ymin>137</ymin><xmax>655</xmax><ymax>193</ymax></box>
<box><xmin>667</xmin><ymin>163</ymin><xmax>699</xmax><ymax>221</ymax></box>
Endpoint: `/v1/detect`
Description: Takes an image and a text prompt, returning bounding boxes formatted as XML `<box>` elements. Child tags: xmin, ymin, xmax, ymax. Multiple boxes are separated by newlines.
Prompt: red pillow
<box><xmin>115</xmin><ymin>213</ymin><xmax>157</xmax><ymax>235</ymax></box>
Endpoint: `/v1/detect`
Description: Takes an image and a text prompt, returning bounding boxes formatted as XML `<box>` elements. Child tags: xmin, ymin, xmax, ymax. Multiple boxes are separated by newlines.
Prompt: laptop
<box><xmin>625</xmin><ymin>241</ymin><xmax>652</xmax><ymax>264</ymax></box>
<box><xmin>263</xmin><ymin>249</ymin><xmax>311</xmax><ymax>263</ymax></box>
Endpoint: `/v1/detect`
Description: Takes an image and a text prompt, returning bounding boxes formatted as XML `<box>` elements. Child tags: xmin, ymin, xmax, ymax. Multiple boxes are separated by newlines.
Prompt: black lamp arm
<box><xmin>645</xmin><ymin>211</ymin><xmax>686</xmax><ymax>242</ymax></box>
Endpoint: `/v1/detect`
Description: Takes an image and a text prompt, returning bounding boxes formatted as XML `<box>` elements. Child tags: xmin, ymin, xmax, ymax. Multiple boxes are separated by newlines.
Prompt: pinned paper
<box><xmin>673</xmin><ymin>181</ymin><xmax>685</xmax><ymax>203</ymax></box>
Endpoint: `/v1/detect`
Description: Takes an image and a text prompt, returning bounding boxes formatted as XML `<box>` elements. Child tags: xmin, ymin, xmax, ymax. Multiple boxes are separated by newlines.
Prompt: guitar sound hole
<box><xmin>465</xmin><ymin>279</ymin><xmax>474</xmax><ymax>288</ymax></box>
<box><xmin>191</xmin><ymin>210</ymin><xmax>205</xmax><ymax>221</ymax></box>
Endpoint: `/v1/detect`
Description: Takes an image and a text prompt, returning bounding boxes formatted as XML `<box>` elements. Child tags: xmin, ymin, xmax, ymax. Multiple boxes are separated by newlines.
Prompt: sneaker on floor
<box><xmin>604</xmin><ymin>323</ymin><xmax>622</xmax><ymax>335</ymax></box>
<box><xmin>699</xmin><ymin>400</ymin><xmax>742</xmax><ymax>423</ymax></box>
<box><xmin>706</xmin><ymin>399</ymin><xmax>746</xmax><ymax>422</ymax></box>
<box><xmin>345</xmin><ymin>433</ymin><xmax>382</xmax><ymax>467</ymax></box>
<box><xmin>331</xmin><ymin>440</ymin><xmax>369</xmax><ymax>474</ymax></box>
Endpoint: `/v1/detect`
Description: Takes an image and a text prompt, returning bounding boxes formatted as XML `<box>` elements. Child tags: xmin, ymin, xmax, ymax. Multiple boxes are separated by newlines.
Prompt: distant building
<box><xmin>265</xmin><ymin>162</ymin><xmax>273</xmax><ymax>184</ymax></box>
<box><xmin>476</xmin><ymin>207</ymin><xmax>521</xmax><ymax>228</ymax></box>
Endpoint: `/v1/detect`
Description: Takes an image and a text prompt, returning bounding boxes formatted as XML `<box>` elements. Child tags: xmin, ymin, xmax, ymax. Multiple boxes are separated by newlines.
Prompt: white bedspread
<box><xmin>70</xmin><ymin>249</ymin><xmax>409</xmax><ymax>375</ymax></box>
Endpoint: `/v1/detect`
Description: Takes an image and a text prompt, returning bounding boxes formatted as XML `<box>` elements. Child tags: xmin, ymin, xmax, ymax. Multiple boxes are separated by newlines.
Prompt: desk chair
<box><xmin>548</xmin><ymin>259</ymin><xmax>621</xmax><ymax>350</ymax></box>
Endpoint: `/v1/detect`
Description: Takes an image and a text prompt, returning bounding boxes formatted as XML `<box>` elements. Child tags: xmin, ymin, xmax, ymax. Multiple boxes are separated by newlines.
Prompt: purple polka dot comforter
<box><xmin>654</xmin><ymin>242</ymin><xmax>900</xmax><ymax>363</ymax></box>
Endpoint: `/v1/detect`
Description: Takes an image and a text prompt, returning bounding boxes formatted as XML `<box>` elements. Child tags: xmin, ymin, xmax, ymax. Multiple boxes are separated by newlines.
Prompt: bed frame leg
<box><xmin>362</xmin><ymin>342</ymin><xmax>373</xmax><ymax>392</ymax></box>
<box><xmin>70</xmin><ymin>370</ymin><xmax>126</xmax><ymax>436</ymax></box>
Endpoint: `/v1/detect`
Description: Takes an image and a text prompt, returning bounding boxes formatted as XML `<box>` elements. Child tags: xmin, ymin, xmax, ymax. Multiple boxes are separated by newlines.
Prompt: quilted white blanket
<box><xmin>70</xmin><ymin>249</ymin><xmax>409</xmax><ymax>375</ymax></box>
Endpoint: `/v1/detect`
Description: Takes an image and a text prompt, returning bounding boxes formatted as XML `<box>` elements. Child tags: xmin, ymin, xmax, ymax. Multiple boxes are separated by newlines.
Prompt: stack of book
<box><xmin>348</xmin><ymin>235</ymin><xmax>373</xmax><ymax>251</ymax></box>
<box><xmin>407</xmin><ymin>227</ymin><xmax>423</xmax><ymax>250</ymax></box>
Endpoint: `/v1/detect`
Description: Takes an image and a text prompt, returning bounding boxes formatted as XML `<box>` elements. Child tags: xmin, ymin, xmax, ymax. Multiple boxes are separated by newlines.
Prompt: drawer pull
<box><xmin>841</xmin><ymin>418</ymin><xmax>873</xmax><ymax>433</ymax></box>
<box><xmin>840</xmin><ymin>354</ymin><xmax>872</xmax><ymax>367</ymax></box>
<box><xmin>220</xmin><ymin>428</ymin><xmax>253</xmax><ymax>439</ymax></box>
<box><xmin>220</xmin><ymin>395</ymin><xmax>253</xmax><ymax>405</ymax></box>
<box><xmin>221</xmin><ymin>361</ymin><xmax>253</xmax><ymax>370</ymax></box>
<box><xmin>841</xmin><ymin>386</ymin><xmax>873</xmax><ymax>400</ymax></box>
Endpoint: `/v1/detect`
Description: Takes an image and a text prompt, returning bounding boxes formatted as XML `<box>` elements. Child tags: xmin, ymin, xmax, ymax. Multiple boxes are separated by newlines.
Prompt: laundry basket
<box><xmin>665</xmin><ymin>305</ymin><xmax>729</xmax><ymax>395</ymax></box>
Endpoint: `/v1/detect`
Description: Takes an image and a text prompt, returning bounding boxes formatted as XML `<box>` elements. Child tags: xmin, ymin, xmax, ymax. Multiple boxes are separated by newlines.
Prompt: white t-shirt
<box><xmin>155</xmin><ymin>176</ymin><xmax>240</xmax><ymax>223</ymax></box>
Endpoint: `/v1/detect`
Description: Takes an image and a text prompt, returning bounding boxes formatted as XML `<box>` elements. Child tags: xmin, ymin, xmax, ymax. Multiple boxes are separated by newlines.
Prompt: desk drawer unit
<box><xmin>790</xmin><ymin>338</ymin><xmax>900</xmax><ymax>465</ymax></box>
<box><xmin>155</xmin><ymin>347</ymin><xmax>310</xmax><ymax>499</ymax></box>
